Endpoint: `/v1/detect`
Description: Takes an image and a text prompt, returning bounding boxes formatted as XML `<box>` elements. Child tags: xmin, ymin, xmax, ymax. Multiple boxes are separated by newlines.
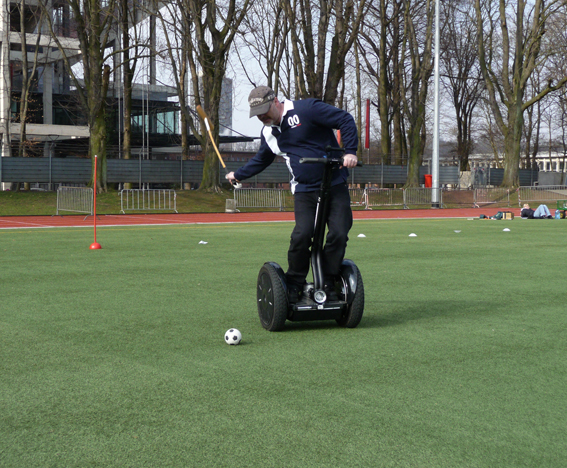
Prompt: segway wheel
<box><xmin>336</xmin><ymin>266</ymin><xmax>364</xmax><ymax>328</ymax></box>
<box><xmin>257</xmin><ymin>263</ymin><xmax>288</xmax><ymax>331</ymax></box>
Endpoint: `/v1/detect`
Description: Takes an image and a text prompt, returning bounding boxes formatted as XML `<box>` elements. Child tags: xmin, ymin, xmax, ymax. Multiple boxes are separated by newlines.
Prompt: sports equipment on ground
<box><xmin>90</xmin><ymin>155</ymin><xmax>102</xmax><ymax>250</ymax></box>
<box><xmin>224</xmin><ymin>328</ymin><xmax>242</xmax><ymax>345</ymax></box>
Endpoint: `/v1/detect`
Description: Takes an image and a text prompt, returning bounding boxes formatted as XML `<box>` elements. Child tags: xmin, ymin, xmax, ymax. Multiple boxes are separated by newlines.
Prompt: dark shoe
<box><xmin>295</xmin><ymin>295</ymin><xmax>314</xmax><ymax>307</ymax></box>
<box><xmin>324</xmin><ymin>284</ymin><xmax>339</xmax><ymax>302</ymax></box>
<box><xmin>287</xmin><ymin>285</ymin><xmax>301</xmax><ymax>304</ymax></box>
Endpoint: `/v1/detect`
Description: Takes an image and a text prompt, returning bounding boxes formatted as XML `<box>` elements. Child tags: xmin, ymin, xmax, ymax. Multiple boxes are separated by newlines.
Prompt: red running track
<box><xmin>0</xmin><ymin>207</ymin><xmax>522</xmax><ymax>229</ymax></box>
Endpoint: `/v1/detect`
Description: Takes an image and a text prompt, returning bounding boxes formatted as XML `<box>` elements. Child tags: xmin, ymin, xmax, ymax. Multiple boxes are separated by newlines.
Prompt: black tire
<box><xmin>336</xmin><ymin>267</ymin><xmax>364</xmax><ymax>328</ymax></box>
<box><xmin>257</xmin><ymin>263</ymin><xmax>288</xmax><ymax>331</ymax></box>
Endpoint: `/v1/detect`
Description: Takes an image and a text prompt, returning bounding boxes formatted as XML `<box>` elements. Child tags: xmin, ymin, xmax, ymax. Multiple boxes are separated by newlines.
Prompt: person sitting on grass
<box><xmin>520</xmin><ymin>203</ymin><xmax>553</xmax><ymax>219</ymax></box>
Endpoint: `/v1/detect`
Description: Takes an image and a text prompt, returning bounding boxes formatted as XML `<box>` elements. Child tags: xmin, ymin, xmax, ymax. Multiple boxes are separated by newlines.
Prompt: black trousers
<box><xmin>285</xmin><ymin>183</ymin><xmax>353</xmax><ymax>287</ymax></box>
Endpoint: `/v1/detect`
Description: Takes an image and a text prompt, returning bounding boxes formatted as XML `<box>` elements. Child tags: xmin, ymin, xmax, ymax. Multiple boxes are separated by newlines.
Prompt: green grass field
<box><xmin>1</xmin><ymin>218</ymin><xmax>565</xmax><ymax>467</ymax></box>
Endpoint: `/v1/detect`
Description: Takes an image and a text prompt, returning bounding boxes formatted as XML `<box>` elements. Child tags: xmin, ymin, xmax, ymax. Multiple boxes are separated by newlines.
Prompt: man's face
<box><xmin>256</xmin><ymin>100</ymin><xmax>280</xmax><ymax>126</ymax></box>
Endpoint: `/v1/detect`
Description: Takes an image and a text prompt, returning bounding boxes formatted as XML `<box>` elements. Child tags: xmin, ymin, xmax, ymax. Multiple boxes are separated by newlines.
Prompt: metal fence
<box><xmin>403</xmin><ymin>188</ymin><xmax>443</xmax><ymax>208</ymax></box>
<box><xmin>233</xmin><ymin>188</ymin><xmax>287</xmax><ymax>211</ymax></box>
<box><xmin>120</xmin><ymin>189</ymin><xmax>177</xmax><ymax>213</ymax></box>
<box><xmin>0</xmin><ymin>157</ymin><xmax>463</xmax><ymax>187</ymax></box>
<box><xmin>56</xmin><ymin>186</ymin><xmax>93</xmax><ymax>216</ymax></box>
<box><xmin>470</xmin><ymin>167</ymin><xmax>539</xmax><ymax>187</ymax></box>
<box><xmin>366</xmin><ymin>188</ymin><xmax>405</xmax><ymax>209</ymax></box>
<box><xmin>3</xmin><ymin>157</ymin><xmax>550</xmax><ymax>189</ymax></box>
<box><xmin>348</xmin><ymin>188</ymin><xmax>367</xmax><ymax>207</ymax></box>
<box><xmin>231</xmin><ymin>187</ymin><xmax>567</xmax><ymax>211</ymax></box>
<box><xmin>473</xmin><ymin>188</ymin><xmax>511</xmax><ymax>207</ymax></box>
<box><xmin>232</xmin><ymin>187</ymin><xmax>446</xmax><ymax>210</ymax></box>
<box><xmin>517</xmin><ymin>185</ymin><xmax>567</xmax><ymax>207</ymax></box>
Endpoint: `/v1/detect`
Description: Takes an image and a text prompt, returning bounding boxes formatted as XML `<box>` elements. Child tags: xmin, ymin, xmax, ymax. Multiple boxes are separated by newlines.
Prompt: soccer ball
<box><xmin>224</xmin><ymin>328</ymin><xmax>242</xmax><ymax>345</ymax></box>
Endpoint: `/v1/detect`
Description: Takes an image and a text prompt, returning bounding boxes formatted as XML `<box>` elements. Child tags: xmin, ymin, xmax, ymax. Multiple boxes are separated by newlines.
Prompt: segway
<box><xmin>257</xmin><ymin>147</ymin><xmax>364</xmax><ymax>331</ymax></box>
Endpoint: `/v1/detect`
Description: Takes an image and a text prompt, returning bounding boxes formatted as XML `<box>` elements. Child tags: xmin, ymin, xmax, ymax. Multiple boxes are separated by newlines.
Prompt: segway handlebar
<box><xmin>299</xmin><ymin>157</ymin><xmax>363</xmax><ymax>167</ymax></box>
<box><xmin>300</xmin><ymin>157</ymin><xmax>330</xmax><ymax>164</ymax></box>
<box><xmin>301</xmin><ymin>146</ymin><xmax>362</xmax><ymax>166</ymax></box>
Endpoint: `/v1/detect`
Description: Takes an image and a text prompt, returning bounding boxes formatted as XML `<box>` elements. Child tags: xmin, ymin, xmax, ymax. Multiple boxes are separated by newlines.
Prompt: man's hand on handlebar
<box><xmin>341</xmin><ymin>153</ymin><xmax>359</xmax><ymax>169</ymax></box>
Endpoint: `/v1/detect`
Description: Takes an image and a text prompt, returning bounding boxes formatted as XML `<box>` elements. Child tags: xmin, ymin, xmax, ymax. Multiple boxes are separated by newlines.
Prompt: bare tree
<box><xmin>401</xmin><ymin>0</ymin><xmax>435</xmax><ymax>187</ymax></box>
<box><xmin>544</xmin><ymin>2</ymin><xmax>567</xmax><ymax>174</ymax></box>
<box><xmin>440</xmin><ymin>0</ymin><xmax>484</xmax><ymax>171</ymax></box>
<box><xmin>10</xmin><ymin>0</ymin><xmax>46</xmax><ymax>191</ymax></box>
<box><xmin>41</xmin><ymin>0</ymin><xmax>117</xmax><ymax>192</ymax></box>
<box><xmin>522</xmin><ymin>97</ymin><xmax>539</xmax><ymax>169</ymax></box>
<box><xmin>558</xmin><ymin>89</ymin><xmax>567</xmax><ymax>172</ymax></box>
<box><xmin>235</xmin><ymin>0</ymin><xmax>291</xmax><ymax>95</ymax></box>
<box><xmin>522</xmin><ymin>70</ymin><xmax>551</xmax><ymax>170</ymax></box>
<box><xmin>478</xmin><ymin>98</ymin><xmax>504</xmax><ymax>168</ymax></box>
<box><xmin>359</xmin><ymin>0</ymin><xmax>391</xmax><ymax>161</ymax></box>
<box><xmin>192</xmin><ymin>0</ymin><xmax>252</xmax><ymax>191</ymax></box>
<box><xmin>282</xmin><ymin>0</ymin><xmax>367</xmax><ymax>104</ymax></box>
<box><xmin>15</xmin><ymin>1</ymin><xmax>45</xmax><ymax>158</ymax></box>
<box><xmin>155</xmin><ymin>0</ymin><xmax>196</xmax><ymax>189</ymax></box>
<box><xmin>158</xmin><ymin>0</ymin><xmax>251</xmax><ymax>192</ymax></box>
<box><xmin>352</xmin><ymin>39</ymin><xmax>363</xmax><ymax>158</ymax></box>
<box><xmin>390</xmin><ymin>1</ymin><xmax>406</xmax><ymax>165</ymax></box>
<box><xmin>474</xmin><ymin>0</ymin><xmax>567</xmax><ymax>187</ymax></box>
<box><xmin>359</xmin><ymin>0</ymin><xmax>406</xmax><ymax>164</ymax></box>
<box><xmin>118</xmin><ymin>0</ymin><xmax>145</xmax><ymax>191</ymax></box>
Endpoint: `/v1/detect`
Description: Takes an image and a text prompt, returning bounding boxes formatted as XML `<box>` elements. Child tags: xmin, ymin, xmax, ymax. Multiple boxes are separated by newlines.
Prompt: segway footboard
<box><xmin>288</xmin><ymin>301</ymin><xmax>346</xmax><ymax>322</ymax></box>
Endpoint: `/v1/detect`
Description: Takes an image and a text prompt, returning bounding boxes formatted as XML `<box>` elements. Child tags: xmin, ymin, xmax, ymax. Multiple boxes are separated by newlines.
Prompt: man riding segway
<box><xmin>226</xmin><ymin>86</ymin><xmax>363</xmax><ymax>330</ymax></box>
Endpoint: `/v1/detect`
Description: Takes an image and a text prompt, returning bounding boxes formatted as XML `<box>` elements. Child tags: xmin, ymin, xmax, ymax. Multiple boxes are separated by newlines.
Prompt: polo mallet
<box><xmin>196</xmin><ymin>105</ymin><xmax>242</xmax><ymax>189</ymax></box>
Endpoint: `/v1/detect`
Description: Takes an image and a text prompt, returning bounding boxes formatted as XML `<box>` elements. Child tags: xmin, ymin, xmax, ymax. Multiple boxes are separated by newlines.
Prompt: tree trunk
<box><xmin>377</xmin><ymin>0</ymin><xmax>391</xmax><ymax>160</ymax></box>
<box><xmin>354</xmin><ymin>40</ymin><xmax>363</xmax><ymax>158</ymax></box>
<box><xmin>405</xmin><ymin>107</ymin><xmax>426</xmax><ymax>186</ymax></box>
<box><xmin>89</xmin><ymin>65</ymin><xmax>111</xmax><ymax>192</ymax></box>
<box><xmin>90</xmin><ymin>113</ymin><xmax>107</xmax><ymax>192</ymax></box>
<box><xmin>501</xmin><ymin>102</ymin><xmax>523</xmax><ymax>187</ymax></box>
<box><xmin>121</xmin><ymin>0</ymin><xmax>135</xmax><ymax>190</ymax></box>
<box><xmin>391</xmin><ymin>1</ymin><xmax>405</xmax><ymax>165</ymax></box>
<box><xmin>17</xmin><ymin>0</ymin><xmax>44</xmax><ymax>190</ymax></box>
<box><xmin>198</xmin><ymin>87</ymin><xmax>223</xmax><ymax>192</ymax></box>
<box><xmin>402</xmin><ymin>0</ymin><xmax>434</xmax><ymax>187</ymax></box>
<box><xmin>40</xmin><ymin>0</ymin><xmax>116</xmax><ymax>193</ymax></box>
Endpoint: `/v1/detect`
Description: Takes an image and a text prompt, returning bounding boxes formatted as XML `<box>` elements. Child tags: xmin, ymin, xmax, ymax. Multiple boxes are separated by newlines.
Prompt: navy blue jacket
<box><xmin>234</xmin><ymin>99</ymin><xmax>358</xmax><ymax>193</ymax></box>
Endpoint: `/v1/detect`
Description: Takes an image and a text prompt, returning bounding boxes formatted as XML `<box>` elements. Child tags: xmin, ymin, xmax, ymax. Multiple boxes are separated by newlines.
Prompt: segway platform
<box><xmin>290</xmin><ymin>296</ymin><xmax>346</xmax><ymax>322</ymax></box>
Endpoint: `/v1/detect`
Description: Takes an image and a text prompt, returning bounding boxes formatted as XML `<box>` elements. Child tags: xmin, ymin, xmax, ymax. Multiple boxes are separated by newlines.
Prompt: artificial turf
<box><xmin>1</xmin><ymin>218</ymin><xmax>565</xmax><ymax>467</ymax></box>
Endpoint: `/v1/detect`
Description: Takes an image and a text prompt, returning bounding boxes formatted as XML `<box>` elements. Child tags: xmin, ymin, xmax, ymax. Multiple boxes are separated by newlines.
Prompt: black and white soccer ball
<box><xmin>224</xmin><ymin>328</ymin><xmax>242</xmax><ymax>345</ymax></box>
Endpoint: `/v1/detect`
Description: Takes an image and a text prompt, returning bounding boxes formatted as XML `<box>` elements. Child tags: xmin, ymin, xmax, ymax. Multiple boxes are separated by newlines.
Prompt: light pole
<box><xmin>432</xmin><ymin>0</ymin><xmax>441</xmax><ymax>208</ymax></box>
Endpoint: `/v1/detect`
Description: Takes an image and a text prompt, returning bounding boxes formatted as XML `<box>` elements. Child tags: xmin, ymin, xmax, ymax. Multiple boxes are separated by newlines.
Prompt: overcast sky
<box><xmin>230</xmin><ymin>79</ymin><xmax>264</xmax><ymax>139</ymax></box>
